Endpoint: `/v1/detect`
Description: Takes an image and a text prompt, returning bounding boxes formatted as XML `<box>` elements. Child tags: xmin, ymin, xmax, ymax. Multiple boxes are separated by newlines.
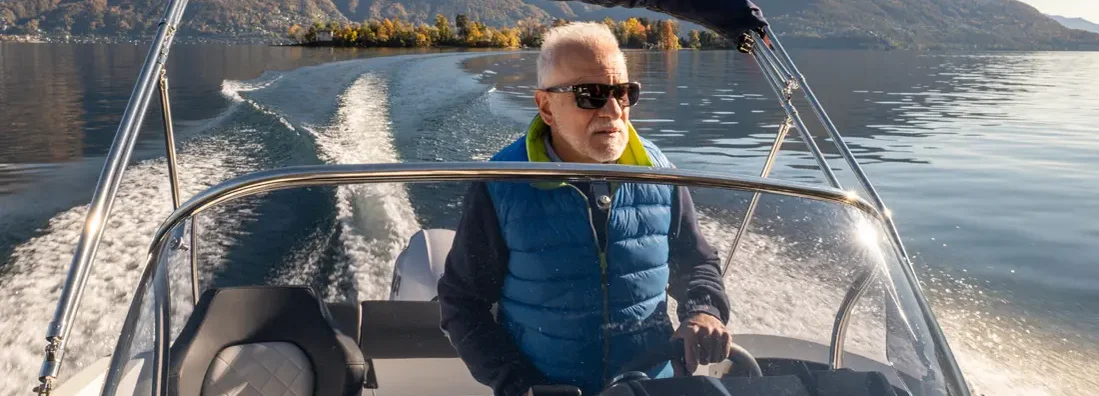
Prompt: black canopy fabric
<box><xmin>552</xmin><ymin>0</ymin><xmax>769</xmax><ymax>40</ymax></box>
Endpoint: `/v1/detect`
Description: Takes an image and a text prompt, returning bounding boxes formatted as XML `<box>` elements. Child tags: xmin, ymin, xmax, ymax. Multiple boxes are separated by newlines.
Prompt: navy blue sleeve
<box><xmin>438</xmin><ymin>182</ymin><xmax>546</xmax><ymax>396</ymax></box>
<box><xmin>667</xmin><ymin>186</ymin><xmax>731</xmax><ymax>324</ymax></box>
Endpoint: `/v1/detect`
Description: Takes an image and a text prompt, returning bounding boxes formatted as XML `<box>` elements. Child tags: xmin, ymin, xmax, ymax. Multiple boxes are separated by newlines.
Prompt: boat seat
<box><xmin>168</xmin><ymin>286</ymin><xmax>365</xmax><ymax>396</ymax></box>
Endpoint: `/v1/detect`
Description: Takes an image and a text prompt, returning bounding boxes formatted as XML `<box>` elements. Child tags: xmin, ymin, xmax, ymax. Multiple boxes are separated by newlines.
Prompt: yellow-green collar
<box><xmin>525</xmin><ymin>114</ymin><xmax>654</xmax><ymax>167</ymax></box>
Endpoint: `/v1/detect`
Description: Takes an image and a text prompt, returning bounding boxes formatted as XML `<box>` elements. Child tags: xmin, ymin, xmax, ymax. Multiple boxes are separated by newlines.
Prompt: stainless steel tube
<box><xmin>37</xmin><ymin>0</ymin><xmax>190</xmax><ymax>390</ymax></box>
<box><xmin>151</xmin><ymin>255</ymin><xmax>171</xmax><ymax>396</ymax></box>
<box><xmin>750</xmin><ymin>47</ymin><xmax>842</xmax><ymax>189</ymax></box>
<box><xmin>158</xmin><ymin>70</ymin><xmax>182</xmax><ymax>209</ymax></box>
<box><xmin>721</xmin><ymin>119</ymin><xmax>792</xmax><ymax>275</ymax></box>
<box><xmin>190</xmin><ymin>218</ymin><xmax>199</xmax><ymax>305</ymax></box>
<box><xmin>156</xmin><ymin>69</ymin><xmax>200</xmax><ymax>305</ymax></box>
<box><xmin>828</xmin><ymin>266</ymin><xmax>878</xmax><ymax>369</ymax></box>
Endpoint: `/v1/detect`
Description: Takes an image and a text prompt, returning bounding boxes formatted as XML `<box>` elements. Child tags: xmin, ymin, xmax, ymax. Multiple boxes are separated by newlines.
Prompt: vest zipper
<box><xmin>566</xmin><ymin>183</ymin><xmax>614</xmax><ymax>384</ymax></box>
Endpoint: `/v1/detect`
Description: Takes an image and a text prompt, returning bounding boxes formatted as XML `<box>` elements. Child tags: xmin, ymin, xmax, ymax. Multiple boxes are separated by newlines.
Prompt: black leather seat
<box><xmin>168</xmin><ymin>286</ymin><xmax>366</xmax><ymax>396</ymax></box>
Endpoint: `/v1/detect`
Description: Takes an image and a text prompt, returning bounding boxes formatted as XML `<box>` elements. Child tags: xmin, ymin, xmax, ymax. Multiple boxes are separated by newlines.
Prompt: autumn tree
<box><xmin>434</xmin><ymin>14</ymin><xmax>453</xmax><ymax>44</ymax></box>
<box><xmin>294</xmin><ymin>15</ymin><xmax>705</xmax><ymax>51</ymax></box>
<box><xmin>287</xmin><ymin>24</ymin><xmax>304</xmax><ymax>43</ymax></box>
<box><xmin>416</xmin><ymin>24</ymin><xmax>434</xmax><ymax>47</ymax></box>
<box><xmin>620</xmin><ymin>18</ymin><xmax>647</xmax><ymax>48</ymax></box>
<box><xmin>607</xmin><ymin>18</ymin><xmax>628</xmax><ymax>44</ymax></box>
<box><xmin>657</xmin><ymin>19</ymin><xmax>680</xmax><ymax>50</ymax></box>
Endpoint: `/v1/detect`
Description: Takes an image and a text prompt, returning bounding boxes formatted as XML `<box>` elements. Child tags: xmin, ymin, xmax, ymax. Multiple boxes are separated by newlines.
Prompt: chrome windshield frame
<box><xmin>100</xmin><ymin>162</ymin><xmax>966</xmax><ymax>395</ymax></box>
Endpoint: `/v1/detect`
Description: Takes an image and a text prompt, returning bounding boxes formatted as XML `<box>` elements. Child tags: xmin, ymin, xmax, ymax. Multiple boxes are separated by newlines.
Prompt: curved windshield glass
<box><xmin>106</xmin><ymin>176</ymin><xmax>952</xmax><ymax>396</ymax></box>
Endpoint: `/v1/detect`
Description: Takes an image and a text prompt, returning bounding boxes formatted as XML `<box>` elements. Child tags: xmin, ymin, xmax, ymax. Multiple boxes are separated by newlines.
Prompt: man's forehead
<box><xmin>544</xmin><ymin>43</ymin><xmax>627</xmax><ymax>86</ymax></box>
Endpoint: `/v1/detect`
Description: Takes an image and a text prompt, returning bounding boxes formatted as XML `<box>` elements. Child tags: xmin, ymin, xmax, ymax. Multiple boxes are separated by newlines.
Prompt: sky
<box><xmin>1016</xmin><ymin>0</ymin><xmax>1099</xmax><ymax>23</ymax></box>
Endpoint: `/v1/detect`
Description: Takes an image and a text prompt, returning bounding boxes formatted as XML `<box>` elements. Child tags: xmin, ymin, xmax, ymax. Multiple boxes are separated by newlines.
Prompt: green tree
<box><xmin>698</xmin><ymin>30</ymin><xmax>729</xmax><ymax>48</ymax></box>
<box><xmin>517</xmin><ymin>18</ymin><xmax>545</xmax><ymax>47</ymax></box>
<box><xmin>455</xmin><ymin>14</ymin><xmax>470</xmax><ymax>40</ymax></box>
<box><xmin>687</xmin><ymin>30</ymin><xmax>701</xmax><ymax>49</ymax></box>
<box><xmin>24</xmin><ymin>18</ymin><xmax>39</xmax><ymax>33</ymax></box>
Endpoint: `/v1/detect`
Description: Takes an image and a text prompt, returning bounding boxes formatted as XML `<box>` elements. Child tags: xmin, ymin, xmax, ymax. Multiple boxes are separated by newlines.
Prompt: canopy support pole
<box><xmin>754</xmin><ymin>39</ymin><xmax>842</xmax><ymax>189</ymax></box>
<box><xmin>35</xmin><ymin>0</ymin><xmax>189</xmax><ymax>393</ymax></box>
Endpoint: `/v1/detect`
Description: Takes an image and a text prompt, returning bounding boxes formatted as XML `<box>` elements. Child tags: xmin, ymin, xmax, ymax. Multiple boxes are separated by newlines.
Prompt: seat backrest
<box><xmin>359</xmin><ymin>300</ymin><xmax>458</xmax><ymax>359</ymax></box>
<box><xmin>168</xmin><ymin>286</ymin><xmax>365</xmax><ymax>396</ymax></box>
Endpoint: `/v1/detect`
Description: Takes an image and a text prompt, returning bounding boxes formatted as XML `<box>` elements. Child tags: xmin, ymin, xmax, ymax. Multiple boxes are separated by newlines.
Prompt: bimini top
<box><xmin>566</xmin><ymin>0</ymin><xmax>770</xmax><ymax>39</ymax></box>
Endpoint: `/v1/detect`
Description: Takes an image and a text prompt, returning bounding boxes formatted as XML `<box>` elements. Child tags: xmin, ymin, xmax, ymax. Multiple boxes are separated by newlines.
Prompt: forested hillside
<box><xmin>2</xmin><ymin>0</ymin><xmax>1098</xmax><ymax>49</ymax></box>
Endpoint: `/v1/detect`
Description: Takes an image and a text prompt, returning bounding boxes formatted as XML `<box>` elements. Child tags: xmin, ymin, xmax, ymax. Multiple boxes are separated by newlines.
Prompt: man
<box><xmin>438</xmin><ymin>22</ymin><xmax>732</xmax><ymax>396</ymax></box>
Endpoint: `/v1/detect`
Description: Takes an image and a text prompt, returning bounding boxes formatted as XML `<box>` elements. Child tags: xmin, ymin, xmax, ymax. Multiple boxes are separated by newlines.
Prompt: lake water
<box><xmin>1</xmin><ymin>43</ymin><xmax>1097</xmax><ymax>395</ymax></box>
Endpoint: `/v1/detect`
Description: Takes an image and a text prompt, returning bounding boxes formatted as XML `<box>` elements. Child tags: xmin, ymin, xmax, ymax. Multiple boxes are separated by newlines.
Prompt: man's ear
<box><xmin>535</xmin><ymin>90</ymin><xmax>555</xmax><ymax>128</ymax></box>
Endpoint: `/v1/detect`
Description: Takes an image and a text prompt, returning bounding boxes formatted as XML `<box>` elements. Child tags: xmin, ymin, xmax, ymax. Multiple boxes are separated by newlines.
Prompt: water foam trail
<box><xmin>220</xmin><ymin>74</ymin><xmax>297</xmax><ymax>132</ymax></box>
<box><xmin>303</xmin><ymin>73</ymin><xmax>421</xmax><ymax>302</ymax></box>
<box><xmin>0</xmin><ymin>136</ymin><xmax>261</xmax><ymax>393</ymax></box>
<box><xmin>221</xmin><ymin>55</ymin><xmax>454</xmax><ymax>302</ymax></box>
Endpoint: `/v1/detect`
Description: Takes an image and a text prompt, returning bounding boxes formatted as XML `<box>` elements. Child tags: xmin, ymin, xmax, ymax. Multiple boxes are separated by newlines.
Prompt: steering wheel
<box><xmin>608</xmin><ymin>338</ymin><xmax>763</xmax><ymax>387</ymax></box>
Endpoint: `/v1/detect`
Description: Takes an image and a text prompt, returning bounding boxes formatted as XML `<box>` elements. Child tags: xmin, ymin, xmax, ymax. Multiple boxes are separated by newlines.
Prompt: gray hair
<box><xmin>537</xmin><ymin>22</ymin><xmax>624</xmax><ymax>88</ymax></box>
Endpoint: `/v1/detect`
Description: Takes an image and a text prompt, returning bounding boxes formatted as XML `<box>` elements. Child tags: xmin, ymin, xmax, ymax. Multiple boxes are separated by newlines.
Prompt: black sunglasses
<box><xmin>541</xmin><ymin>82</ymin><xmax>641</xmax><ymax>110</ymax></box>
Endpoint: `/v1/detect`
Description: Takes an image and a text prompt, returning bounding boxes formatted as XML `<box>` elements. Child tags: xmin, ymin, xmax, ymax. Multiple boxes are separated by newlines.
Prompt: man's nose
<box><xmin>597</xmin><ymin>95</ymin><xmax>625</xmax><ymax>118</ymax></box>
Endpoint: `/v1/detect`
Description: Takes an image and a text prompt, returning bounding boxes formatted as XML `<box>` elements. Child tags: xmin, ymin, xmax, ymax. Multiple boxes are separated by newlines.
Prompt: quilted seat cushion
<box><xmin>203</xmin><ymin>342</ymin><xmax>313</xmax><ymax>396</ymax></box>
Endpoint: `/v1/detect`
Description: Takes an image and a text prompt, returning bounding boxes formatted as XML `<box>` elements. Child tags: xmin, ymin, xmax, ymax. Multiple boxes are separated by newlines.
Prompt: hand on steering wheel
<box><xmin>671</xmin><ymin>313</ymin><xmax>733</xmax><ymax>375</ymax></box>
<box><xmin>611</xmin><ymin>337</ymin><xmax>763</xmax><ymax>389</ymax></box>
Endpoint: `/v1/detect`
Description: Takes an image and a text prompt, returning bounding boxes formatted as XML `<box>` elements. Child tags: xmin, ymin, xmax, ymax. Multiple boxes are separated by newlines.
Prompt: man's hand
<box><xmin>670</xmin><ymin>313</ymin><xmax>733</xmax><ymax>375</ymax></box>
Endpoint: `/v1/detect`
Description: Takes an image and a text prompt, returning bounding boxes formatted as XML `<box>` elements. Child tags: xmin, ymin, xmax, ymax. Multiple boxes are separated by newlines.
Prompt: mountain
<box><xmin>1049</xmin><ymin>14</ymin><xmax>1099</xmax><ymax>34</ymax></box>
<box><xmin>759</xmin><ymin>0</ymin><xmax>1099</xmax><ymax>50</ymax></box>
<box><xmin>2</xmin><ymin>0</ymin><xmax>1099</xmax><ymax>50</ymax></box>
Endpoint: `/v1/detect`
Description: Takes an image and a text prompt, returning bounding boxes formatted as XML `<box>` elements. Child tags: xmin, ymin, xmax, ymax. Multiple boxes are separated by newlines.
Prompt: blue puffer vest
<box><xmin>487</xmin><ymin>116</ymin><xmax>676</xmax><ymax>394</ymax></box>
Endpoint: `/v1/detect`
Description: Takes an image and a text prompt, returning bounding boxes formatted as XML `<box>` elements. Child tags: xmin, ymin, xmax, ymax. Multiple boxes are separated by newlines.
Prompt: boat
<box><xmin>30</xmin><ymin>1</ymin><xmax>973</xmax><ymax>395</ymax></box>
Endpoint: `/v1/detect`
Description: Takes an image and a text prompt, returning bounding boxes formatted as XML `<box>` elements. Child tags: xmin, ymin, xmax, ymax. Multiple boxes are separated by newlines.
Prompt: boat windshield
<box><xmin>99</xmin><ymin>172</ymin><xmax>951</xmax><ymax>396</ymax></box>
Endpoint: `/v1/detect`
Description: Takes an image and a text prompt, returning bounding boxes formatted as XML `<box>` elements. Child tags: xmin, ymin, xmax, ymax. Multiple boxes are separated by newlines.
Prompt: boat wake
<box><xmin>0</xmin><ymin>136</ymin><xmax>262</xmax><ymax>390</ymax></box>
<box><xmin>299</xmin><ymin>73</ymin><xmax>422</xmax><ymax>302</ymax></box>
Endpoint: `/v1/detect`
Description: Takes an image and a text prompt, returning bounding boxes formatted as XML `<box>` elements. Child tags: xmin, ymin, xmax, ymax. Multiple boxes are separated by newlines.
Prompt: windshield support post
<box><xmin>151</xmin><ymin>252</ymin><xmax>171</xmax><ymax>396</ymax></box>
<box><xmin>159</xmin><ymin>69</ymin><xmax>182</xmax><ymax>210</ymax></box>
<box><xmin>829</xmin><ymin>266</ymin><xmax>878</xmax><ymax>369</ymax></box>
<box><xmin>723</xmin><ymin>42</ymin><xmax>843</xmax><ymax>276</ymax></box>
<box><xmin>721</xmin><ymin>118</ymin><xmax>792</xmax><ymax>275</ymax></box>
<box><xmin>156</xmin><ymin>69</ymin><xmax>200</xmax><ymax>307</ymax></box>
<box><xmin>190</xmin><ymin>219</ymin><xmax>199</xmax><ymax>305</ymax></box>
<box><xmin>34</xmin><ymin>0</ymin><xmax>190</xmax><ymax>392</ymax></box>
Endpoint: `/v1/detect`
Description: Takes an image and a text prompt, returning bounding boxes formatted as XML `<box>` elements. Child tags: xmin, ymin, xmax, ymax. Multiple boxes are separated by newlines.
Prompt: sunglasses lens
<box><xmin>626</xmin><ymin>83</ymin><xmax>640</xmax><ymax>106</ymax></box>
<box><xmin>571</xmin><ymin>83</ymin><xmax>639</xmax><ymax>109</ymax></box>
<box><xmin>576</xmin><ymin>96</ymin><xmax>608</xmax><ymax>110</ymax></box>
